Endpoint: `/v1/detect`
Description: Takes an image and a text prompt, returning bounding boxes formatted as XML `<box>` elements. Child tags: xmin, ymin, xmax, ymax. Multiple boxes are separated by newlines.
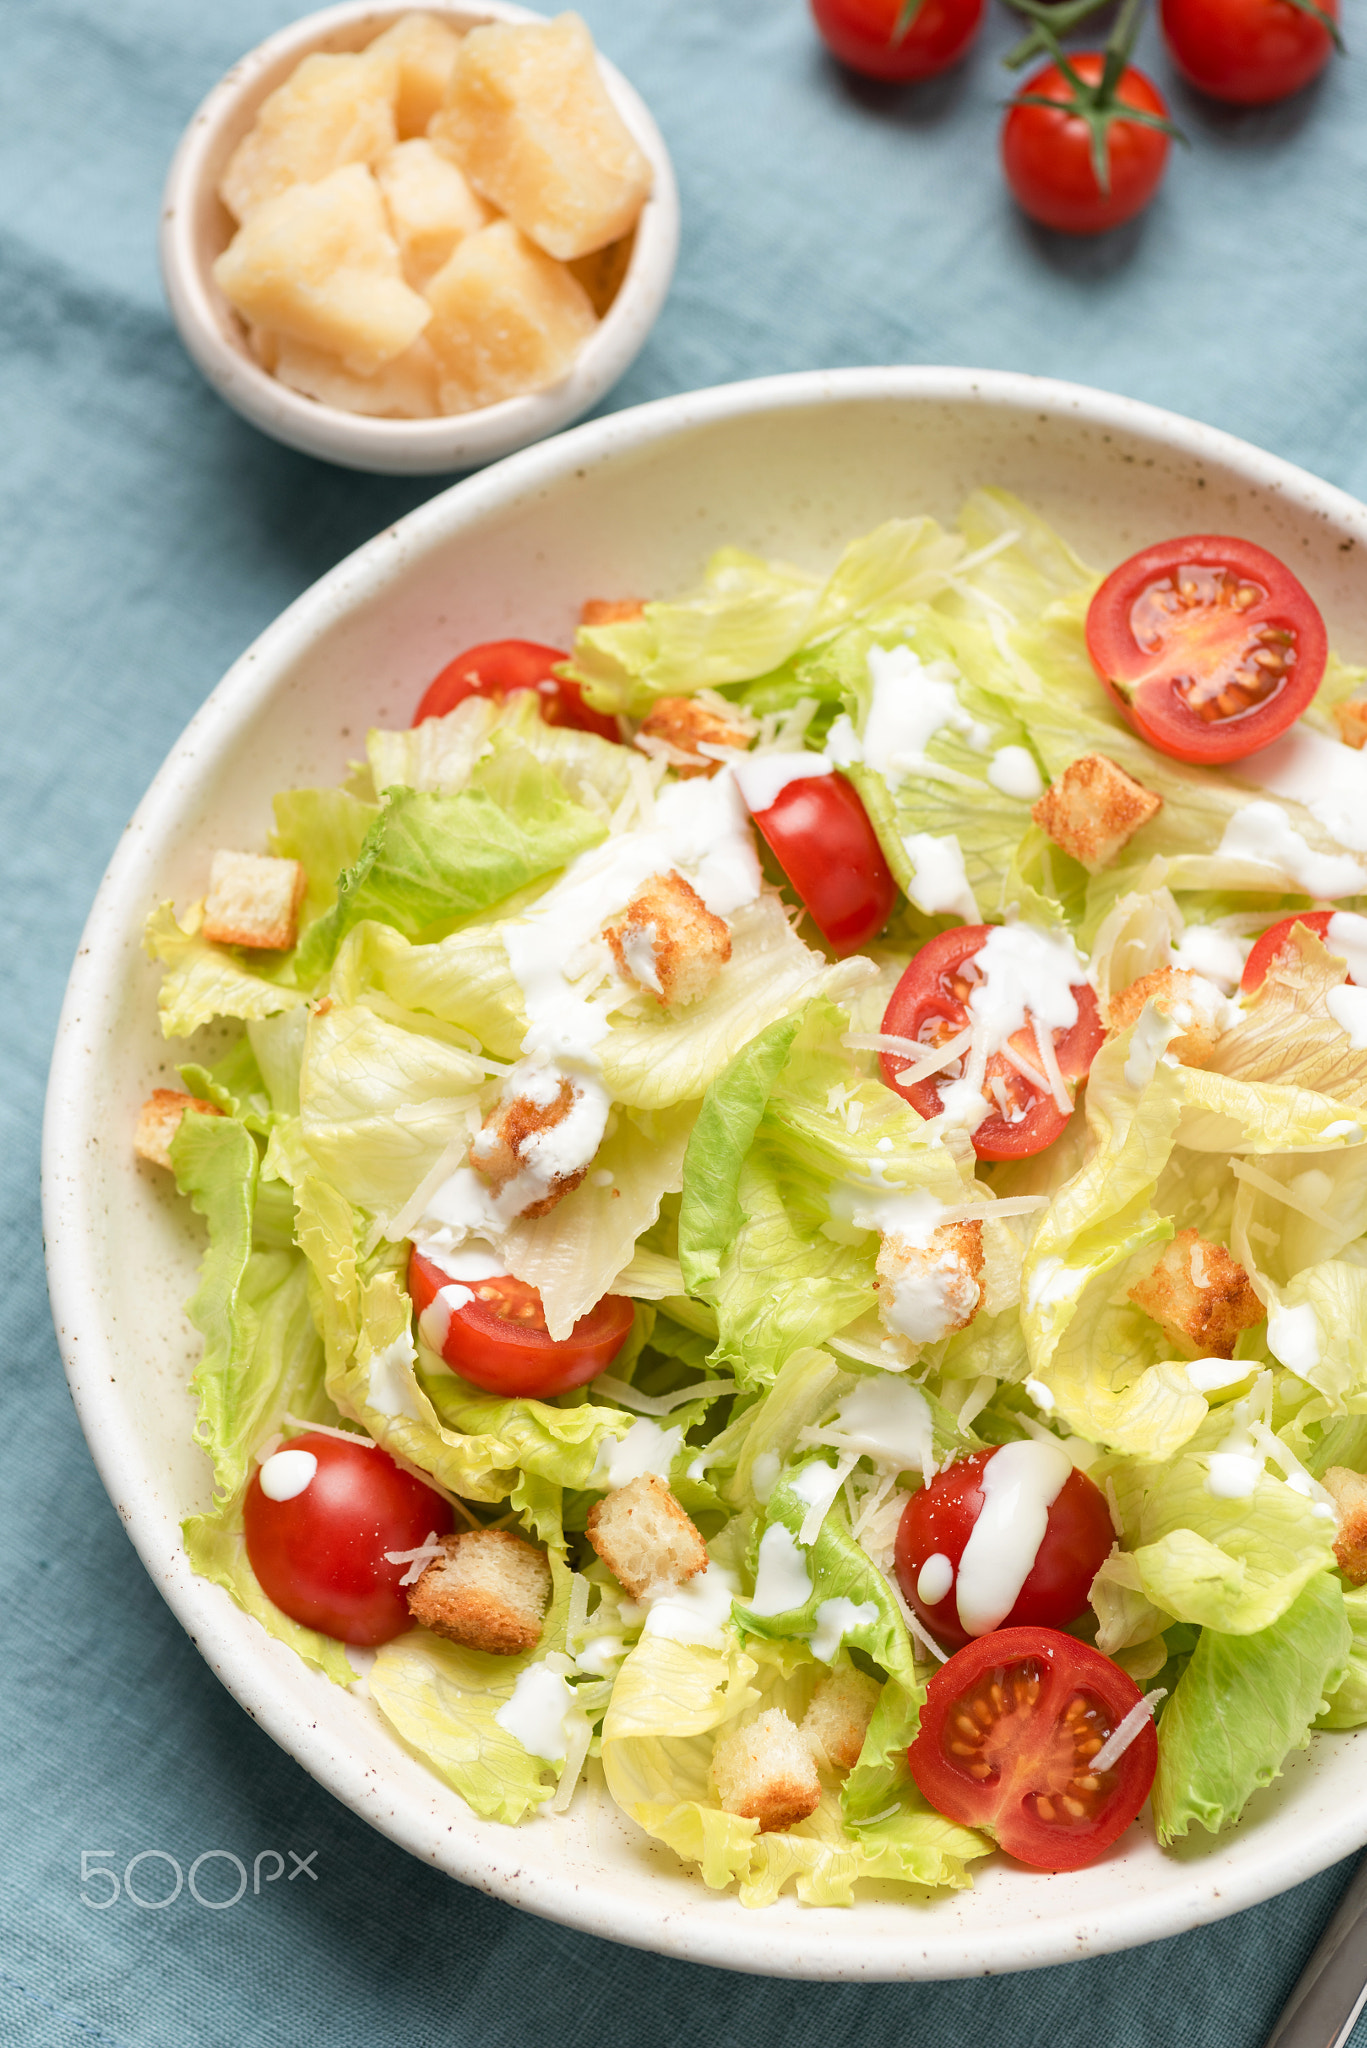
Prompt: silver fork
<box><xmin>1266</xmin><ymin>1857</ymin><xmax>1367</xmax><ymax>2048</ymax></box>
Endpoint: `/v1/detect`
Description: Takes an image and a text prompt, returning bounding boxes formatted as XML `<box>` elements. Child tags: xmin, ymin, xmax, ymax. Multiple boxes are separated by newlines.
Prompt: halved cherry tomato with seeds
<box><xmin>895</xmin><ymin>1449</ymin><xmax>1115</xmax><ymax>1650</ymax></box>
<box><xmin>1085</xmin><ymin>536</ymin><xmax>1327</xmax><ymax>765</ymax></box>
<box><xmin>748</xmin><ymin>772</ymin><xmax>897</xmax><ymax>956</ymax></box>
<box><xmin>879</xmin><ymin>925</ymin><xmax>1104</xmax><ymax>1159</ymax></box>
<box><xmin>908</xmin><ymin>1628</ymin><xmax>1156</xmax><ymax>1870</ymax></box>
<box><xmin>1240</xmin><ymin>910</ymin><xmax>1338</xmax><ymax>994</ymax></box>
<box><xmin>408</xmin><ymin>1248</ymin><xmax>632</xmax><ymax>1398</ymax></box>
<box><xmin>412</xmin><ymin>638</ymin><xmax>620</xmax><ymax>743</ymax></box>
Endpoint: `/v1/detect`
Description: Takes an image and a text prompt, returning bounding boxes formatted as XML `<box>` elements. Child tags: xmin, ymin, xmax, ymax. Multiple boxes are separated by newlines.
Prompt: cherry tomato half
<box><xmin>748</xmin><ymin>772</ymin><xmax>897</xmax><ymax>956</ymax></box>
<box><xmin>894</xmin><ymin>1448</ymin><xmax>1115</xmax><ymax>1650</ymax></box>
<box><xmin>1240</xmin><ymin>910</ymin><xmax>1338</xmax><ymax>993</ymax></box>
<box><xmin>879</xmin><ymin>925</ymin><xmax>1104</xmax><ymax>1159</ymax></box>
<box><xmin>908</xmin><ymin>1628</ymin><xmax>1156</xmax><ymax>1870</ymax></box>
<box><xmin>1002</xmin><ymin>57</ymin><xmax>1171</xmax><ymax>236</ymax></box>
<box><xmin>408</xmin><ymin>1249</ymin><xmax>633</xmax><ymax>1398</ymax></box>
<box><xmin>1161</xmin><ymin>0</ymin><xmax>1337</xmax><ymax>104</ymax></box>
<box><xmin>1085</xmin><ymin>535</ymin><xmax>1328</xmax><ymax>765</ymax></box>
<box><xmin>811</xmin><ymin>0</ymin><xmax>984</xmax><ymax>82</ymax></box>
<box><xmin>412</xmin><ymin>638</ymin><xmax>620</xmax><ymax>743</ymax></box>
<box><xmin>243</xmin><ymin>1431</ymin><xmax>452</xmax><ymax>1646</ymax></box>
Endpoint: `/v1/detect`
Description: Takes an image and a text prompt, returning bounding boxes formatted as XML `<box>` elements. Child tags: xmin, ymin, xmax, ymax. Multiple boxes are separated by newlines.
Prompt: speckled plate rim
<box><xmin>43</xmin><ymin>366</ymin><xmax>1367</xmax><ymax>1979</ymax></box>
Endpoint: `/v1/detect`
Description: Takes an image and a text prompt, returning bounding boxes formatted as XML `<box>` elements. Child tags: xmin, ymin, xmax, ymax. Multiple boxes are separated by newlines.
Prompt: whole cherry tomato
<box><xmin>747</xmin><ymin>772</ymin><xmax>897</xmax><ymax>956</ymax></box>
<box><xmin>811</xmin><ymin>0</ymin><xmax>984</xmax><ymax>81</ymax></box>
<box><xmin>408</xmin><ymin>1249</ymin><xmax>633</xmax><ymax>1398</ymax></box>
<box><xmin>1003</xmin><ymin>54</ymin><xmax>1172</xmax><ymax>235</ymax></box>
<box><xmin>879</xmin><ymin>925</ymin><xmax>1104</xmax><ymax>1160</ymax></box>
<box><xmin>1085</xmin><ymin>535</ymin><xmax>1327</xmax><ymax>764</ymax></box>
<box><xmin>895</xmin><ymin>1447</ymin><xmax>1115</xmax><ymax>1649</ymax></box>
<box><xmin>1161</xmin><ymin>0</ymin><xmax>1338</xmax><ymax>104</ymax></box>
<box><xmin>412</xmin><ymin>638</ymin><xmax>620</xmax><ymax>743</ymax></box>
<box><xmin>908</xmin><ymin>1627</ymin><xmax>1157</xmax><ymax>1870</ymax></box>
<box><xmin>243</xmin><ymin>1431</ymin><xmax>452</xmax><ymax>1645</ymax></box>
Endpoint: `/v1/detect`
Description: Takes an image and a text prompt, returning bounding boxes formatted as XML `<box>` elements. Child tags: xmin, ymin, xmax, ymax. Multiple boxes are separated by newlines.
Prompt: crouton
<box><xmin>603</xmin><ymin>869</ymin><xmax>731</xmax><ymax>1008</ymax></box>
<box><xmin>1334</xmin><ymin>700</ymin><xmax>1367</xmax><ymax>752</ymax></box>
<box><xmin>585</xmin><ymin>1474</ymin><xmax>708</xmax><ymax>1600</ymax></box>
<box><xmin>1107</xmin><ymin>967</ymin><xmax>1228</xmax><ymax>1067</ymax></box>
<box><xmin>875</xmin><ymin>1220</ymin><xmax>983</xmax><ymax>1345</ymax></box>
<box><xmin>202</xmin><ymin>850</ymin><xmax>306</xmax><ymax>952</ymax></box>
<box><xmin>1032</xmin><ymin>754</ymin><xmax>1162</xmax><ymax>874</ymax></box>
<box><xmin>580</xmin><ymin>598</ymin><xmax>644</xmax><ymax>628</ymax></box>
<box><xmin>470</xmin><ymin>1072</ymin><xmax>591</xmax><ymax>1219</ymax></box>
<box><xmin>711</xmin><ymin>1709</ymin><xmax>822</xmax><ymax>1833</ymax></box>
<box><xmin>1324</xmin><ymin>1467</ymin><xmax>1367</xmax><ymax>1583</ymax></box>
<box><xmin>134</xmin><ymin>1089</ymin><xmax>224</xmax><ymax>1171</ymax></box>
<box><xmin>1128</xmin><ymin>1228</ymin><xmax>1265</xmax><ymax>1358</ymax></box>
<box><xmin>635</xmin><ymin>696</ymin><xmax>752</xmax><ymax>778</ymax></box>
<box><xmin>800</xmin><ymin>1665</ymin><xmax>882</xmax><ymax>1773</ymax></box>
<box><xmin>406</xmin><ymin>1529</ymin><xmax>551</xmax><ymax>1654</ymax></box>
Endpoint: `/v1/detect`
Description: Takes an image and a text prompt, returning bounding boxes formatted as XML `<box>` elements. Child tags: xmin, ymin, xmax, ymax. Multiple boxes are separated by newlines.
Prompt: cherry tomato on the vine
<box><xmin>908</xmin><ymin>1628</ymin><xmax>1157</xmax><ymax>1870</ymax></box>
<box><xmin>894</xmin><ymin>1447</ymin><xmax>1115</xmax><ymax>1649</ymax></box>
<box><xmin>243</xmin><ymin>1431</ymin><xmax>452</xmax><ymax>1645</ymax></box>
<box><xmin>1085</xmin><ymin>535</ymin><xmax>1327</xmax><ymax>764</ymax></box>
<box><xmin>811</xmin><ymin>0</ymin><xmax>984</xmax><ymax>81</ymax></box>
<box><xmin>1161</xmin><ymin>0</ymin><xmax>1339</xmax><ymax>104</ymax></box>
<box><xmin>747</xmin><ymin>771</ymin><xmax>897</xmax><ymax>956</ymax></box>
<box><xmin>412</xmin><ymin>638</ymin><xmax>620</xmax><ymax>743</ymax></box>
<box><xmin>1002</xmin><ymin>55</ymin><xmax>1172</xmax><ymax>235</ymax></box>
<box><xmin>408</xmin><ymin>1249</ymin><xmax>633</xmax><ymax>1399</ymax></box>
<box><xmin>879</xmin><ymin>925</ymin><xmax>1104</xmax><ymax>1160</ymax></box>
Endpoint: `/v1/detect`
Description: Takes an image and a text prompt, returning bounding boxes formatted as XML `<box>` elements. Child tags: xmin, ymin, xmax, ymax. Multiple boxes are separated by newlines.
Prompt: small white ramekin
<box><xmin>159</xmin><ymin>1</ymin><xmax>679</xmax><ymax>475</ymax></box>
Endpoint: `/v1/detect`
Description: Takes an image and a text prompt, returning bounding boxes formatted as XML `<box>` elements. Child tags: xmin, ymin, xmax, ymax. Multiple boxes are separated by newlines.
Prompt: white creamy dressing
<box><xmin>1025</xmin><ymin>1255</ymin><xmax>1082</xmax><ymax>1316</ymax></box>
<box><xmin>1185</xmin><ymin>1357</ymin><xmax>1251</xmax><ymax>1393</ymax></box>
<box><xmin>929</xmin><ymin>922</ymin><xmax>1088</xmax><ymax>1135</ymax></box>
<box><xmin>828</xmin><ymin>1182</ymin><xmax>949</xmax><ymax>1243</ymax></box>
<box><xmin>1123</xmin><ymin>1002</ymin><xmax>1180</xmax><ymax>1092</ymax></box>
<box><xmin>621</xmin><ymin>924</ymin><xmax>663</xmax><ymax>995</ymax></box>
<box><xmin>639</xmin><ymin>1562</ymin><xmax>740</xmax><ymax>1648</ymax></box>
<box><xmin>747</xmin><ymin>1523</ymin><xmax>814</xmax><ymax>1616</ymax></box>
<box><xmin>809</xmin><ymin>1597</ymin><xmax>879</xmax><ymax>1663</ymax></box>
<box><xmin>954</xmin><ymin>1439</ymin><xmax>1073</xmax><ymax>1637</ymax></box>
<box><xmin>1205</xmin><ymin>1399</ymin><xmax>1263</xmax><ymax>1500</ymax></box>
<box><xmin>915</xmin><ymin>1551</ymin><xmax>954</xmax><ymax>1606</ymax></box>
<box><xmin>1266</xmin><ymin>1298</ymin><xmax>1322</xmax><ymax>1377</ymax></box>
<box><xmin>1238</xmin><ymin>725</ymin><xmax>1367</xmax><ymax>854</ymax></box>
<box><xmin>595</xmin><ymin>1417</ymin><xmax>684</xmax><ymax>1489</ymax></box>
<box><xmin>987</xmin><ymin>745</ymin><xmax>1045</xmax><ymax>801</ymax></box>
<box><xmin>366</xmin><ymin>1330</ymin><xmax>423</xmax><ymax>1420</ymax></box>
<box><xmin>1327</xmin><ymin>984</ymin><xmax>1367</xmax><ymax>1049</ymax></box>
<box><xmin>901</xmin><ymin>831</ymin><xmax>979</xmax><ymax>922</ymax></box>
<box><xmin>417</xmin><ymin>1282</ymin><xmax>473</xmax><ymax>1358</ymax></box>
<box><xmin>1328</xmin><ymin>910</ymin><xmax>1367</xmax><ymax>984</ymax></box>
<box><xmin>258</xmin><ymin>1449</ymin><xmax>317</xmax><ymax>1501</ymax></box>
<box><xmin>1024</xmin><ymin>1376</ymin><xmax>1056</xmax><ymax>1412</ymax></box>
<box><xmin>733</xmin><ymin>751</ymin><xmax>832</xmax><ymax>812</ymax></box>
<box><xmin>493</xmin><ymin>1663</ymin><xmax>575</xmax><ymax>1764</ymax></box>
<box><xmin>1217</xmin><ymin>801</ymin><xmax>1367</xmax><ymax>898</ymax></box>
<box><xmin>825</xmin><ymin>1376</ymin><xmax>937</xmax><ymax>1476</ymax></box>
<box><xmin>885</xmin><ymin>1241</ymin><xmax>981</xmax><ymax>1345</ymax></box>
<box><xmin>1170</xmin><ymin>923</ymin><xmax>1250</xmax><ymax>994</ymax></box>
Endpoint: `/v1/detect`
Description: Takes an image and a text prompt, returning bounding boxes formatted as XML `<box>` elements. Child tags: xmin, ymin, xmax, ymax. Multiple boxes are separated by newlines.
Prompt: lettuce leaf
<box><xmin>1153</xmin><ymin>1572</ymin><xmax>1349</xmax><ymax>1843</ymax></box>
<box><xmin>145</xmin><ymin>901</ymin><xmax>305</xmax><ymax>1040</ymax></box>
<box><xmin>367</xmin><ymin>688</ymin><xmax>639</xmax><ymax>816</ymax></box>
<box><xmin>369</xmin><ymin>1630</ymin><xmax>561</xmax><ymax>1823</ymax></box>
<box><xmin>270</xmin><ymin>786</ymin><xmax>379</xmax><ymax>935</ymax></box>
<box><xmin>1318</xmin><ymin>1584</ymin><xmax>1367</xmax><ymax>1729</ymax></box>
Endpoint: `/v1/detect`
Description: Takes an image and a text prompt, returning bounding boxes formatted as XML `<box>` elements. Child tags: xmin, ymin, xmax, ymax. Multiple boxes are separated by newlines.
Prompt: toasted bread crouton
<box><xmin>203</xmin><ymin>850</ymin><xmax>306</xmax><ymax>951</ymax></box>
<box><xmin>1334</xmin><ymin>700</ymin><xmax>1367</xmax><ymax>751</ymax></box>
<box><xmin>585</xmin><ymin>1473</ymin><xmax>708</xmax><ymax>1600</ymax></box>
<box><xmin>1107</xmin><ymin>967</ymin><xmax>1228</xmax><ymax>1067</ymax></box>
<box><xmin>800</xmin><ymin>1666</ymin><xmax>881</xmax><ymax>1773</ymax></box>
<box><xmin>635</xmin><ymin>696</ymin><xmax>752</xmax><ymax>778</ymax></box>
<box><xmin>603</xmin><ymin>869</ymin><xmax>731</xmax><ymax>1008</ymax></box>
<box><xmin>1128</xmin><ymin>1228</ymin><xmax>1265</xmax><ymax>1358</ymax></box>
<box><xmin>470</xmin><ymin>1072</ymin><xmax>591</xmax><ymax>1219</ymax></box>
<box><xmin>1324</xmin><ymin>1467</ymin><xmax>1367</xmax><ymax>1582</ymax></box>
<box><xmin>875</xmin><ymin>1220</ymin><xmax>983</xmax><ymax>1345</ymax></box>
<box><xmin>1032</xmin><ymin>755</ymin><xmax>1162</xmax><ymax>874</ymax></box>
<box><xmin>580</xmin><ymin>597</ymin><xmax>645</xmax><ymax>628</ymax></box>
<box><xmin>406</xmin><ymin>1529</ymin><xmax>551</xmax><ymax>1654</ymax></box>
<box><xmin>712</xmin><ymin>1709</ymin><xmax>822</xmax><ymax>1833</ymax></box>
<box><xmin>135</xmin><ymin>1088</ymin><xmax>224</xmax><ymax>1170</ymax></box>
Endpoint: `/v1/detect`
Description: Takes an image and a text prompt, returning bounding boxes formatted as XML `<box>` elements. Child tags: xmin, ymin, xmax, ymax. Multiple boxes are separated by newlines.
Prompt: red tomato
<box><xmin>748</xmin><ymin>772</ymin><xmax>897</xmax><ymax>956</ymax></box>
<box><xmin>412</xmin><ymin>638</ymin><xmax>620</xmax><ymax>743</ymax></box>
<box><xmin>908</xmin><ymin>1628</ymin><xmax>1156</xmax><ymax>1870</ymax></box>
<box><xmin>1002</xmin><ymin>56</ymin><xmax>1172</xmax><ymax>235</ymax></box>
<box><xmin>243</xmin><ymin>1431</ymin><xmax>452</xmax><ymax>1646</ymax></box>
<box><xmin>1241</xmin><ymin>910</ymin><xmax>1339</xmax><ymax>992</ymax></box>
<box><xmin>879</xmin><ymin>925</ymin><xmax>1104</xmax><ymax>1160</ymax></box>
<box><xmin>1085</xmin><ymin>535</ymin><xmax>1327</xmax><ymax>765</ymax></box>
<box><xmin>1161</xmin><ymin>0</ymin><xmax>1337</xmax><ymax>104</ymax></box>
<box><xmin>408</xmin><ymin>1249</ymin><xmax>633</xmax><ymax>1398</ymax></box>
<box><xmin>894</xmin><ymin>1449</ymin><xmax>1115</xmax><ymax>1650</ymax></box>
<box><xmin>811</xmin><ymin>0</ymin><xmax>984</xmax><ymax>81</ymax></box>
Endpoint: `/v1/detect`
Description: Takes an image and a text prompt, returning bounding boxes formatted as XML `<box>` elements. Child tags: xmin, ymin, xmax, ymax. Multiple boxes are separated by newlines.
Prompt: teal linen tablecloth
<box><xmin>5</xmin><ymin>0</ymin><xmax>1367</xmax><ymax>2039</ymax></box>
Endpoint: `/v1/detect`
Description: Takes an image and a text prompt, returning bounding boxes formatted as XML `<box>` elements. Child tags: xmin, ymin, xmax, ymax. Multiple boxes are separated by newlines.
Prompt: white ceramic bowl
<box><xmin>44</xmin><ymin>368</ymin><xmax>1367</xmax><ymax>1978</ymax></box>
<box><xmin>159</xmin><ymin>1</ymin><xmax>679</xmax><ymax>475</ymax></box>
